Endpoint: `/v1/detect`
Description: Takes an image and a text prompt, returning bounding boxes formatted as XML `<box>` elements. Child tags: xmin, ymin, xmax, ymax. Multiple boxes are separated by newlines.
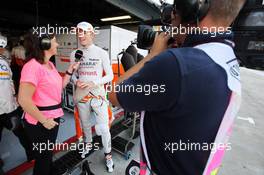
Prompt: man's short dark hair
<box><xmin>207</xmin><ymin>0</ymin><xmax>246</xmax><ymax>25</ymax></box>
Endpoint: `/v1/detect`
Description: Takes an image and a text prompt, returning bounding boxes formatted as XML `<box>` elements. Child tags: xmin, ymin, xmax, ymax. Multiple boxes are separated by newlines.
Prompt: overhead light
<box><xmin>100</xmin><ymin>15</ymin><xmax>132</xmax><ymax>22</ymax></box>
<box><xmin>112</xmin><ymin>20</ymin><xmax>140</xmax><ymax>25</ymax></box>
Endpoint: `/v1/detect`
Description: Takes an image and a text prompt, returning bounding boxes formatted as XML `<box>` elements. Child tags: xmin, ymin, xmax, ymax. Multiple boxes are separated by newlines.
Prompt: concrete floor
<box><xmin>0</xmin><ymin>111</ymin><xmax>76</xmax><ymax>172</ymax></box>
<box><xmin>21</xmin><ymin>127</ymin><xmax>140</xmax><ymax>175</ymax></box>
<box><xmin>219</xmin><ymin>68</ymin><xmax>264</xmax><ymax>175</ymax></box>
<box><xmin>1</xmin><ymin>67</ymin><xmax>264</xmax><ymax>175</ymax></box>
<box><xmin>86</xmin><ymin>132</ymin><xmax>140</xmax><ymax>175</ymax></box>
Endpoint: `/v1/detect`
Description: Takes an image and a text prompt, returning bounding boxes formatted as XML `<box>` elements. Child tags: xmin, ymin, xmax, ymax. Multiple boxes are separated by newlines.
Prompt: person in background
<box><xmin>18</xmin><ymin>31</ymin><xmax>79</xmax><ymax>175</ymax></box>
<box><xmin>11</xmin><ymin>36</ymin><xmax>26</xmax><ymax>94</ymax></box>
<box><xmin>0</xmin><ymin>34</ymin><xmax>33</xmax><ymax>171</ymax></box>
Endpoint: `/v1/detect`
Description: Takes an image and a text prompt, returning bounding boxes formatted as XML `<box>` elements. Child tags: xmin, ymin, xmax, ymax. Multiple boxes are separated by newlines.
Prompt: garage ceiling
<box><xmin>0</xmin><ymin>0</ymin><xmax>161</xmax><ymax>36</ymax></box>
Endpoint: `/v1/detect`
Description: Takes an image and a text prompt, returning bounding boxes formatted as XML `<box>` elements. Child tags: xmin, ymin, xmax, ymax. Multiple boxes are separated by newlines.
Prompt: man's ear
<box><xmin>90</xmin><ymin>32</ymin><xmax>95</xmax><ymax>40</ymax></box>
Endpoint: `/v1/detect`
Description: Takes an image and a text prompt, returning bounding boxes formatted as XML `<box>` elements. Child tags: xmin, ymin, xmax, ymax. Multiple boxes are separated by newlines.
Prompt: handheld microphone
<box><xmin>75</xmin><ymin>50</ymin><xmax>84</xmax><ymax>62</ymax></box>
<box><xmin>72</xmin><ymin>50</ymin><xmax>84</xmax><ymax>74</ymax></box>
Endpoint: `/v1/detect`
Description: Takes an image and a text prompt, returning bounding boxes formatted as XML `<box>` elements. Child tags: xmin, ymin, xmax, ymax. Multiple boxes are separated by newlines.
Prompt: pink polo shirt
<box><xmin>20</xmin><ymin>59</ymin><xmax>64</xmax><ymax>125</ymax></box>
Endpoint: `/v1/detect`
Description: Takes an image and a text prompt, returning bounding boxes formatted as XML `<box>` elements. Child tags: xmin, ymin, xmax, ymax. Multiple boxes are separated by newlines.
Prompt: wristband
<box><xmin>66</xmin><ymin>70</ymin><xmax>73</xmax><ymax>76</ymax></box>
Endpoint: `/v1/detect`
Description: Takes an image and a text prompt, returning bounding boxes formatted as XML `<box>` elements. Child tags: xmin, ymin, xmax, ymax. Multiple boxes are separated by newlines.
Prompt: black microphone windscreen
<box><xmin>75</xmin><ymin>50</ymin><xmax>83</xmax><ymax>62</ymax></box>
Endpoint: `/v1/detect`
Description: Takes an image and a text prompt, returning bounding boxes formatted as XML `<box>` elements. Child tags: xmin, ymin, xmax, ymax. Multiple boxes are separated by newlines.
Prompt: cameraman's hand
<box><xmin>150</xmin><ymin>32</ymin><xmax>170</xmax><ymax>56</ymax></box>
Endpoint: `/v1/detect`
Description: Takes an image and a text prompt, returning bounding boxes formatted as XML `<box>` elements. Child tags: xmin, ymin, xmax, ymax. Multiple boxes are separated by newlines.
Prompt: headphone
<box><xmin>39</xmin><ymin>34</ymin><xmax>51</xmax><ymax>50</ymax></box>
<box><xmin>173</xmin><ymin>0</ymin><xmax>210</xmax><ymax>23</ymax></box>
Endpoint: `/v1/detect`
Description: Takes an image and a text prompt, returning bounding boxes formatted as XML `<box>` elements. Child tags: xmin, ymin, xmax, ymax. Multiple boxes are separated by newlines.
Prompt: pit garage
<box><xmin>0</xmin><ymin>0</ymin><xmax>264</xmax><ymax>175</ymax></box>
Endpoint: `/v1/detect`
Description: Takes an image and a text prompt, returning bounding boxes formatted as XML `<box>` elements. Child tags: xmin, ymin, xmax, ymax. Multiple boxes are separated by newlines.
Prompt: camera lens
<box><xmin>137</xmin><ymin>25</ymin><xmax>175</xmax><ymax>50</ymax></box>
<box><xmin>137</xmin><ymin>25</ymin><xmax>157</xmax><ymax>50</ymax></box>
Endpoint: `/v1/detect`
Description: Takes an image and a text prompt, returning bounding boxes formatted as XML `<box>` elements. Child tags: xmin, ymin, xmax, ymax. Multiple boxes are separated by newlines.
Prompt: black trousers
<box><xmin>24</xmin><ymin>118</ymin><xmax>60</xmax><ymax>175</ymax></box>
<box><xmin>0</xmin><ymin>107</ymin><xmax>33</xmax><ymax>161</ymax></box>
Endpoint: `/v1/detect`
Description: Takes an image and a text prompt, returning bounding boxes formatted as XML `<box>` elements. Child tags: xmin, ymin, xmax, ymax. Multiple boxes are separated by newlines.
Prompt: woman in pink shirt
<box><xmin>18</xmin><ymin>32</ymin><xmax>79</xmax><ymax>175</ymax></box>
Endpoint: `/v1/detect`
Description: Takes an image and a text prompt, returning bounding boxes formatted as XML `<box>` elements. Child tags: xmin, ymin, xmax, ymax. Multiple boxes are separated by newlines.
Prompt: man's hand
<box><xmin>150</xmin><ymin>32</ymin><xmax>171</xmax><ymax>56</ymax></box>
<box><xmin>76</xmin><ymin>80</ymin><xmax>96</xmax><ymax>89</ymax></box>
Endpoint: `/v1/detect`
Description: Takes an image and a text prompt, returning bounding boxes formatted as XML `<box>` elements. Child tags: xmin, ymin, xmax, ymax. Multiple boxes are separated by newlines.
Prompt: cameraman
<box><xmin>109</xmin><ymin>0</ymin><xmax>245</xmax><ymax>174</ymax></box>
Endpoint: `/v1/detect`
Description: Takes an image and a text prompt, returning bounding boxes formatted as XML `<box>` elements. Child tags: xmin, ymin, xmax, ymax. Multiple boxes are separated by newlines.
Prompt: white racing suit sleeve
<box><xmin>93</xmin><ymin>50</ymin><xmax>113</xmax><ymax>86</ymax></box>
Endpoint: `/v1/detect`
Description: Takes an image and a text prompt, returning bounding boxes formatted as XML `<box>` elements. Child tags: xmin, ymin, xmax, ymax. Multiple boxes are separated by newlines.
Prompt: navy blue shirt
<box><xmin>116</xmin><ymin>33</ymin><xmax>232</xmax><ymax>175</ymax></box>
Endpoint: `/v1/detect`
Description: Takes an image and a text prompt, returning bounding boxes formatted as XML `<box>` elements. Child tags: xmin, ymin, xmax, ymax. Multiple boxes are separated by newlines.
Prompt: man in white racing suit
<box><xmin>70</xmin><ymin>22</ymin><xmax>114</xmax><ymax>173</ymax></box>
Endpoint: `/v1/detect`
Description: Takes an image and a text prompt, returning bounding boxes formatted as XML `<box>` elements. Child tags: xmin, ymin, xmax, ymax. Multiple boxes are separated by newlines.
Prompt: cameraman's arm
<box><xmin>109</xmin><ymin>51</ymin><xmax>180</xmax><ymax>112</ymax></box>
<box><xmin>109</xmin><ymin>32</ymin><xmax>170</xmax><ymax>106</ymax></box>
<box><xmin>116</xmin><ymin>32</ymin><xmax>170</xmax><ymax>84</ymax></box>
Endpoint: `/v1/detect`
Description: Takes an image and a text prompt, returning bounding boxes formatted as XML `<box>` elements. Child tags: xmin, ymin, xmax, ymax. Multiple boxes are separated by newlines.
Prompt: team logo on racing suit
<box><xmin>80</xmin><ymin>62</ymin><xmax>97</xmax><ymax>66</ymax></box>
<box><xmin>79</xmin><ymin>71</ymin><xmax>98</xmax><ymax>76</ymax></box>
<box><xmin>80</xmin><ymin>58</ymin><xmax>100</xmax><ymax>67</ymax></box>
<box><xmin>0</xmin><ymin>65</ymin><xmax>10</xmax><ymax>80</ymax></box>
<box><xmin>227</xmin><ymin>58</ymin><xmax>240</xmax><ymax>81</ymax></box>
<box><xmin>0</xmin><ymin>63</ymin><xmax>8</xmax><ymax>71</ymax></box>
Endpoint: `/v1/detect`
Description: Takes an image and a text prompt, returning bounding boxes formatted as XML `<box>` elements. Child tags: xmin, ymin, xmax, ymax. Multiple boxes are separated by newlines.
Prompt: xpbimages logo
<box><xmin>105</xmin><ymin>82</ymin><xmax>166</xmax><ymax>96</ymax></box>
<box><xmin>164</xmin><ymin>140</ymin><xmax>232</xmax><ymax>154</ymax></box>
<box><xmin>158</xmin><ymin>25</ymin><xmax>232</xmax><ymax>38</ymax></box>
<box><xmin>32</xmin><ymin>140</ymin><xmax>100</xmax><ymax>154</ymax></box>
<box><xmin>32</xmin><ymin>24</ymin><xmax>100</xmax><ymax>37</ymax></box>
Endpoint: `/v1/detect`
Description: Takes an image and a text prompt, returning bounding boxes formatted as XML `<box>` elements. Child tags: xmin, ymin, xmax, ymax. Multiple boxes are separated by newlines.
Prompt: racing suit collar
<box><xmin>182</xmin><ymin>32</ymin><xmax>234</xmax><ymax>48</ymax></box>
<box><xmin>80</xmin><ymin>44</ymin><xmax>95</xmax><ymax>50</ymax></box>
